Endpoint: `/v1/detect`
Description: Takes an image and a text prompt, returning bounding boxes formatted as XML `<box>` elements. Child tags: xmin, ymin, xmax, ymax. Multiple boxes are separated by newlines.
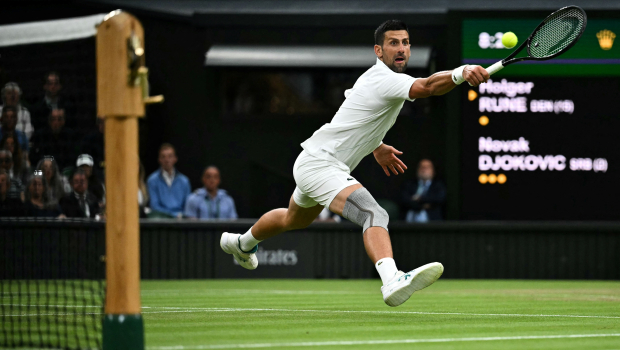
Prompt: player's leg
<box><xmin>250</xmin><ymin>195</ymin><xmax>324</xmax><ymax>240</ymax></box>
<box><xmin>329</xmin><ymin>184</ymin><xmax>444</xmax><ymax>307</ymax></box>
<box><xmin>220</xmin><ymin>194</ymin><xmax>323</xmax><ymax>270</ymax></box>
<box><xmin>328</xmin><ymin>183</ymin><xmax>393</xmax><ymax>263</ymax></box>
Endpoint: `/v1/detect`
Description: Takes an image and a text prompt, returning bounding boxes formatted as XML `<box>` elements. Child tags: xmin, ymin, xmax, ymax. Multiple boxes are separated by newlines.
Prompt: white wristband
<box><xmin>451</xmin><ymin>65</ymin><xmax>468</xmax><ymax>85</ymax></box>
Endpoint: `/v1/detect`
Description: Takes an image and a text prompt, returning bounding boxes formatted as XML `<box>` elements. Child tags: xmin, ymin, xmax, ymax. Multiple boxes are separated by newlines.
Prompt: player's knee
<box><xmin>341</xmin><ymin>187</ymin><xmax>389</xmax><ymax>233</ymax></box>
<box><xmin>372</xmin><ymin>205</ymin><xmax>389</xmax><ymax>229</ymax></box>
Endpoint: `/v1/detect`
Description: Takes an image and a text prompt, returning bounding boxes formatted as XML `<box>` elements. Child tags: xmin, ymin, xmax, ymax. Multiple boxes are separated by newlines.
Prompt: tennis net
<box><xmin>0</xmin><ymin>218</ymin><xmax>105</xmax><ymax>349</ymax></box>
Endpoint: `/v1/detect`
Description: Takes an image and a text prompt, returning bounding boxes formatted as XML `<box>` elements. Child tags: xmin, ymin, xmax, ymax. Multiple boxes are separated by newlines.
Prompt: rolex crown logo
<box><xmin>596</xmin><ymin>29</ymin><xmax>616</xmax><ymax>50</ymax></box>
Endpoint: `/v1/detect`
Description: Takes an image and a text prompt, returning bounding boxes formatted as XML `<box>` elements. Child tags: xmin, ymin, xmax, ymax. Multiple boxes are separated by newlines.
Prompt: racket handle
<box><xmin>486</xmin><ymin>61</ymin><xmax>505</xmax><ymax>76</ymax></box>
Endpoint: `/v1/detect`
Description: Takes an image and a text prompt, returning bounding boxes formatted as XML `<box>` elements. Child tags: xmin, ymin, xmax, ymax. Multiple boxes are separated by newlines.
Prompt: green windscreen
<box><xmin>462</xmin><ymin>19</ymin><xmax>620</xmax><ymax>76</ymax></box>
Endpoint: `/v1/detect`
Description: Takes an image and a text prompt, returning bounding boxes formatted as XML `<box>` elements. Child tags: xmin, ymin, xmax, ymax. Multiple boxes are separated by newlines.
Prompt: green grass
<box><xmin>141</xmin><ymin>279</ymin><xmax>620</xmax><ymax>350</ymax></box>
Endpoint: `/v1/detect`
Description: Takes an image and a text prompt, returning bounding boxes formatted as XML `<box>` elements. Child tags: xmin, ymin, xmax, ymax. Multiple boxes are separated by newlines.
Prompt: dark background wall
<box><xmin>4</xmin><ymin>1</ymin><xmax>617</xmax><ymax>219</ymax></box>
<box><xmin>1</xmin><ymin>1</ymin><xmax>451</xmax><ymax>219</ymax></box>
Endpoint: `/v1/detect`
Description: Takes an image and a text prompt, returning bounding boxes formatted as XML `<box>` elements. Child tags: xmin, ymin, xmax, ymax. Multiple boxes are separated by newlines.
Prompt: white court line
<box><xmin>146</xmin><ymin>333</ymin><xmax>620</xmax><ymax>349</ymax></box>
<box><xmin>139</xmin><ymin>306</ymin><xmax>620</xmax><ymax>320</ymax></box>
<box><xmin>6</xmin><ymin>306</ymin><xmax>620</xmax><ymax>320</ymax></box>
<box><xmin>142</xmin><ymin>289</ymin><xmax>365</xmax><ymax>295</ymax></box>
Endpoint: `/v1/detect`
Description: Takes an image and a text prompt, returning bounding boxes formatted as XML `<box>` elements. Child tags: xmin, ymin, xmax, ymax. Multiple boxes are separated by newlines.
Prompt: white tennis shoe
<box><xmin>381</xmin><ymin>262</ymin><xmax>444</xmax><ymax>307</ymax></box>
<box><xmin>220</xmin><ymin>232</ymin><xmax>258</xmax><ymax>270</ymax></box>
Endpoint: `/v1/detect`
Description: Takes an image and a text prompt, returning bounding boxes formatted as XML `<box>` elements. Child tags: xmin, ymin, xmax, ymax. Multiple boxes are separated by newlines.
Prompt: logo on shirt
<box><xmin>347</xmin><ymin>178</ymin><xmax>354</xmax><ymax>181</ymax></box>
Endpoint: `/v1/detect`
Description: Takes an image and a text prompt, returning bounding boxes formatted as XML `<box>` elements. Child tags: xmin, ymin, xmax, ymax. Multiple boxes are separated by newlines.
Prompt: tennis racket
<box><xmin>485</xmin><ymin>5</ymin><xmax>587</xmax><ymax>76</ymax></box>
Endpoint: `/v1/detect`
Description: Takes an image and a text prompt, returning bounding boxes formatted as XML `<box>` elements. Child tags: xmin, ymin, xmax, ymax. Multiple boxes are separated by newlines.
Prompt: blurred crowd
<box><xmin>0</xmin><ymin>72</ymin><xmax>447</xmax><ymax>222</ymax></box>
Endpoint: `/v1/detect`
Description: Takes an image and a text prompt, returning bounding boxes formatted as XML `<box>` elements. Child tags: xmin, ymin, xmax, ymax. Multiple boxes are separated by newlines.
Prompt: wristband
<box><xmin>451</xmin><ymin>65</ymin><xmax>468</xmax><ymax>85</ymax></box>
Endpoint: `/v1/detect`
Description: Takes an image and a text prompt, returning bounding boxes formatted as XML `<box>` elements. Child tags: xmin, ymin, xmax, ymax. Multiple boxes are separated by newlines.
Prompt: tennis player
<box><xmin>221</xmin><ymin>20</ymin><xmax>490</xmax><ymax>306</ymax></box>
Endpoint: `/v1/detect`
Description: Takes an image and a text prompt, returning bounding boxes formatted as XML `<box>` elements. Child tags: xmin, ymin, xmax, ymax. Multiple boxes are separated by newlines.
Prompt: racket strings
<box><xmin>529</xmin><ymin>8</ymin><xmax>585</xmax><ymax>58</ymax></box>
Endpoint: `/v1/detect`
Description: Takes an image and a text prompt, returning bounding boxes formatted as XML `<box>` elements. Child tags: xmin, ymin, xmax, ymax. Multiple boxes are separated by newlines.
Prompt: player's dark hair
<box><xmin>374</xmin><ymin>20</ymin><xmax>409</xmax><ymax>46</ymax></box>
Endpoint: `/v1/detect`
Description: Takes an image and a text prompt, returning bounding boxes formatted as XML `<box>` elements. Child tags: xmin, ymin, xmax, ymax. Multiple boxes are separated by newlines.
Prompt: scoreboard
<box><xmin>461</xmin><ymin>19</ymin><xmax>620</xmax><ymax>220</ymax></box>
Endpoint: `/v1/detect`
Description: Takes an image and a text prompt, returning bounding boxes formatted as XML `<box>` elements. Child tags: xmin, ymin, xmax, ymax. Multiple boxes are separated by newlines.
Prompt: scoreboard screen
<box><xmin>461</xmin><ymin>19</ymin><xmax>620</xmax><ymax>220</ymax></box>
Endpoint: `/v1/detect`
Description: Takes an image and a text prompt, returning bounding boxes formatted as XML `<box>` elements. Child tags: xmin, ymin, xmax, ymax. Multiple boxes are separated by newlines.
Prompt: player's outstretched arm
<box><xmin>408</xmin><ymin>65</ymin><xmax>489</xmax><ymax>99</ymax></box>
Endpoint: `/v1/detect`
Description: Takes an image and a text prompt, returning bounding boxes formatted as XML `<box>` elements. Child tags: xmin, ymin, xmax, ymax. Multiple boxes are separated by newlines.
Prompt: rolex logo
<box><xmin>596</xmin><ymin>29</ymin><xmax>616</xmax><ymax>50</ymax></box>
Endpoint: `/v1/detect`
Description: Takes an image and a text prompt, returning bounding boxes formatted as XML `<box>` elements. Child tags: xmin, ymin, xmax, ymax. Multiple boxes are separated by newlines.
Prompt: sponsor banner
<box><xmin>214</xmin><ymin>232</ymin><xmax>315</xmax><ymax>278</ymax></box>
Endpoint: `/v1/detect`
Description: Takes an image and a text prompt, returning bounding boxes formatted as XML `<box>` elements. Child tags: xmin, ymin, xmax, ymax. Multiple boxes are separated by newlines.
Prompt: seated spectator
<box><xmin>0</xmin><ymin>82</ymin><xmax>34</xmax><ymax>139</ymax></box>
<box><xmin>0</xmin><ymin>150</ymin><xmax>23</xmax><ymax>200</ymax></box>
<box><xmin>80</xmin><ymin>117</ymin><xmax>104</xmax><ymax>180</ymax></box>
<box><xmin>76</xmin><ymin>154</ymin><xmax>105</xmax><ymax>206</ymax></box>
<box><xmin>36</xmin><ymin>157</ymin><xmax>70</xmax><ymax>205</ymax></box>
<box><xmin>59</xmin><ymin>169</ymin><xmax>100</xmax><ymax>219</ymax></box>
<box><xmin>147</xmin><ymin>143</ymin><xmax>191</xmax><ymax>218</ymax></box>
<box><xmin>30</xmin><ymin>72</ymin><xmax>75</xmax><ymax>131</ymax></box>
<box><xmin>0</xmin><ymin>106</ymin><xmax>29</xmax><ymax>153</ymax></box>
<box><xmin>0</xmin><ymin>132</ymin><xmax>29</xmax><ymax>184</ymax></box>
<box><xmin>401</xmin><ymin>159</ymin><xmax>447</xmax><ymax>223</ymax></box>
<box><xmin>23</xmin><ymin>174</ymin><xmax>62</xmax><ymax>217</ymax></box>
<box><xmin>30</xmin><ymin>108</ymin><xmax>77</xmax><ymax>170</ymax></box>
<box><xmin>138</xmin><ymin>161</ymin><xmax>149</xmax><ymax>218</ymax></box>
<box><xmin>184</xmin><ymin>166</ymin><xmax>238</xmax><ymax>220</ymax></box>
<box><xmin>0</xmin><ymin>169</ymin><xmax>24</xmax><ymax>216</ymax></box>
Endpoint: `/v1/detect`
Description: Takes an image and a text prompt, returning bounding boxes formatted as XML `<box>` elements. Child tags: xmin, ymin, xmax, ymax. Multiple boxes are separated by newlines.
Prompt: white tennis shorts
<box><xmin>292</xmin><ymin>150</ymin><xmax>360</xmax><ymax>208</ymax></box>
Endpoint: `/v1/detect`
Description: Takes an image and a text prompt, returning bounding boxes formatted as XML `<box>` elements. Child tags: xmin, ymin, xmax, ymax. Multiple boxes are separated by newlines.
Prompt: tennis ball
<box><xmin>502</xmin><ymin>32</ymin><xmax>518</xmax><ymax>49</ymax></box>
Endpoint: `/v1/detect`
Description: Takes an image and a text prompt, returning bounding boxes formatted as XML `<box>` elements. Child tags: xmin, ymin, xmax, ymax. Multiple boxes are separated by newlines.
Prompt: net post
<box><xmin>97</xmin><ymin>10</ymin><xmax>145</xmax><ymax>350</ymax></box>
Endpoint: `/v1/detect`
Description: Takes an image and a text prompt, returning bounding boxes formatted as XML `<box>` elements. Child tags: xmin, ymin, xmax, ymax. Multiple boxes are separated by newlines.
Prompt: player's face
<box><xmin>376</xmin><ymin>30</ymin><xmax>411</xmax><ymax>73</ymax></box>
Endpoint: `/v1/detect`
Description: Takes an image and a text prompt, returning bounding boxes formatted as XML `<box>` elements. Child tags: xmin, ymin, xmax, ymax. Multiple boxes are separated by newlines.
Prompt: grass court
<box><xmin>141</xmin><ymin>279</ymin><xmax>620</xmax><ymax>349</ymax></box>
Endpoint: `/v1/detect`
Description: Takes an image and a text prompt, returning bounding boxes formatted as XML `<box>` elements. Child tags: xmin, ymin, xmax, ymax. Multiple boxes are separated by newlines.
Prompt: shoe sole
<box><xmin>220</xmin><ymin>232</ymin><xmax>257</xmax><ymax>270</ymax></box>
<box><xmin>385</xmin><ymin>262</ymin><xmax>444</xmax><ymax>307</ymax></box>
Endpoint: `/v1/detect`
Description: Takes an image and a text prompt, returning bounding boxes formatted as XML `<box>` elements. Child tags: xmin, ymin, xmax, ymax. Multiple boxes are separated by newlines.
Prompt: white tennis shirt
<box><xmin>301</xmin><ymin>58</ymin><xmax>417</xmax><ymax>171</ymax></box>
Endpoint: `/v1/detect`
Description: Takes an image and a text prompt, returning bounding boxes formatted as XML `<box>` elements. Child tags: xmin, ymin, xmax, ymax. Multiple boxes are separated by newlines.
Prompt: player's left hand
<box><xmin>373</xmin><ymin>143</ymin><xmax>407</xmax><ymax>176</ymax></box>
<box><xmin>463</xmin><ymin>65</ymin><xmax>490</xmax><ymax>86</ymax></box>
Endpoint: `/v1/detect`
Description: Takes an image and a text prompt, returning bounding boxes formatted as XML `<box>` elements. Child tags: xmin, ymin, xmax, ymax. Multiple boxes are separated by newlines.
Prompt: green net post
<box><xmin>103</xmin><ymin>315</ymin><xmax>144</xmax><ymax>350</ymax></box>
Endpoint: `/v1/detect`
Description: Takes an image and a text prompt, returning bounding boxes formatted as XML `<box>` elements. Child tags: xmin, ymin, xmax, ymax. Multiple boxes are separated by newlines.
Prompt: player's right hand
<box><xmin>463</xmin><ymin>65</ymin><xmax>490</xmax><ymax>86</ymax></box>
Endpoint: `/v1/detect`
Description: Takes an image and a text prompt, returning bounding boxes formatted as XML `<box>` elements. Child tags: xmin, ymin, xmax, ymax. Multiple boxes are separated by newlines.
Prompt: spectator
<box><xmin>80</xmin><ymin>117</ymin><xmax>105</xmax><ymax>180</ymax></box>
<box><xmin>401</xmin><ymin>159</ymin><xmax>446</xmax><ymax>223</ymax></box>
<box><xmin>36</xmin><ymin>157</ymin><xmax>70</xmax><ymax>205</ymax></box>
<box><xmin>30</xmin><ymin>72</ymin><xmax>75</xmax><ymax>131</ymax></box>
<box><xmin>147</xmin><ymin>143</ymin><xmax>191</xmax><ymax>218</ymax></box>
<box><xmin>0</xmin><ymin>82</ymin><xmax>34</xmax><ymax>139</ymax></box>
<box><xmin>184</xmin><ymin>166</ymin><xmax>238</xmax><ymax>220</ymax></box>
<box><xmin>23</xmin><ymin>174</ymin><xmax>63</xmax><ymax>217</ymax></box>
<box><xmin>59</xmin><ymin>169</ymin><xmax>100</xmax><ymax>219</ymax></box>
<box><xmin>30</xmin><ymin>108</ymin><xmax>77</xmax><ymax>170</ymax></box>
<box><xmin>138</xmin><ymin>161</ymin><xmax>149</xmax><ymax>218</ymax></box>
<box><xmin>0</xmin><ymin>132</ymin><xmax>28</xmax><ymax>184</ymax></box>
<box><xmin>76</xmin><ymin>154</ymin><xmax>105</xmax><ymax>206</ymax></box>
<box><xmin>0</xmin><ymin>150</ymin><xmax>23</xmax><ymax>200</ymax></box>
<box><xmin>0</xmin><ymin>106</ymin><xmax>29</xmax><ymax>153</ymax></box>
<box><xmin>0</xmin><ymin>169</ymin><xmax>24</xmax><ymax>216</ymax></box>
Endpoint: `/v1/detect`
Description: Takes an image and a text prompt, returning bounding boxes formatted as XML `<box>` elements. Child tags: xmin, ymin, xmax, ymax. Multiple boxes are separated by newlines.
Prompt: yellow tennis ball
<box><xmin>502</xmin><ymin>32</ymin><xmax>518</xmax><ymax>49</ymax></box>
